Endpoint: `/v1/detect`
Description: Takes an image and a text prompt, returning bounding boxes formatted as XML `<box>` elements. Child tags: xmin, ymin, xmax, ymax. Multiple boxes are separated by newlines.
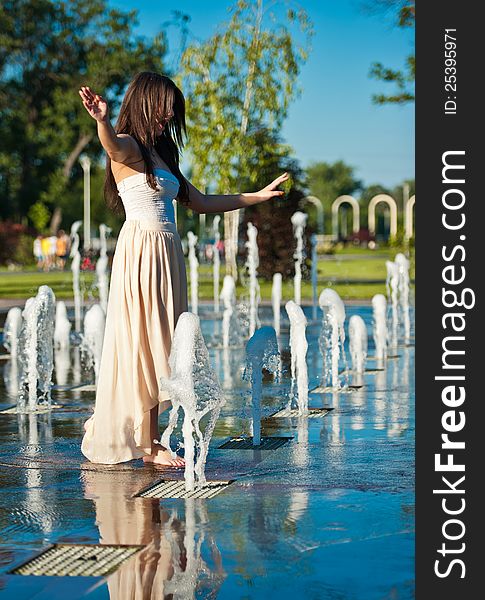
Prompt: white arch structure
<box><xmin>332</xmin><ymin>195</ymin><xmax>360</xmax><ymax>239</ymax></box>
<box><xmin>405</xmin><ymin>194</ymin><xmax>415</xmax><ymax>240</ymax></box>
<box><xmin>368</xmin><ymin>194</ymin><xmax>398</xmax><ymax>238</ymax></box>
<box><xmin>301</xmin><ymin>195</ymin><xmax>324</xmax><ymax>234</ymax></box>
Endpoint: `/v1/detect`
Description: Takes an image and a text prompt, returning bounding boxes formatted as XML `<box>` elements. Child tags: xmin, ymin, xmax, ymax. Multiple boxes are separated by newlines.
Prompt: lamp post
<box><xmin>79</xmin><ymin>155</ymin><xmax>91</xmax><ymax>250</ymax></box>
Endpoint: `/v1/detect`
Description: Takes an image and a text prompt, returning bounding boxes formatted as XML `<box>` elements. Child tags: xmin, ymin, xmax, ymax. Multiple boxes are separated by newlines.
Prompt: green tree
<box><xmin>27</xmin><ymin>201</ymin><xmax>51</xmax><ymax>232</ymax></box>
<box><xmin>368</xmin><ymin>0</ymin><xmax>415</xmax><ymax>104</ymax></box>
<box><xmin>178</xmin><ymin>0</ymin><xmax>313</xmax><ymax>279</ymax></box>
<box><xmin>360</xmin><ymin>182</ymin><xmax>391</xmax><ymax>205</ymax></box>
<box><xmin>240</xmin><ymin>127</ymin><xmax>309</xmax><ymax>280</ymax></box>
<box><xmin>305</xmin><ymin>160</ymin><xmax>363</xmax><ymax>234</ymax></box>
<box><xmin>0</xmin><ymin>0</ymin><xmax>168</xmax><ymax>230</ymax></box>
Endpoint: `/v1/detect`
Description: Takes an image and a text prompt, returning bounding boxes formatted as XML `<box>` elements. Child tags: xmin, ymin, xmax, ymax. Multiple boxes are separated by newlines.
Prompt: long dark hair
<box><xmin>104</xmin><ymin>71</ymin><xmax>190</xmax><ymax>212</ymax></box>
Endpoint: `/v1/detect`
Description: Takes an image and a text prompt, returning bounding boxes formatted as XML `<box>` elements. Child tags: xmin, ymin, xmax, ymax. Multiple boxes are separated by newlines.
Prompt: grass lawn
<box><xmin>0</xmin><ymin>271</ymin><xmax>97</xmax><ymax>300</ymax></box>
<box><xmin>0</xmin><ymin>249</ymin><xmax>414</xmax><ymax>302</ymax></box>
<box><xmin>0</xmin><ymin>273</ymin><xmax>386</xmax><ymax>302</ymax></box>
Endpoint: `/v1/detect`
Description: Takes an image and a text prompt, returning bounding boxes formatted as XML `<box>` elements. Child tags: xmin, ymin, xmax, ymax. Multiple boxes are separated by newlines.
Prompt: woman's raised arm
<box><xmin>78</xmin><ymin>86</ymin><xmax>139</xmax><ymax>164</ymax></box>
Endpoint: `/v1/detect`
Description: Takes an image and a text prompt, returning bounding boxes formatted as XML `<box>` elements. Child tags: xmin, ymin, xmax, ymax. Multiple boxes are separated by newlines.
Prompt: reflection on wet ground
<box><xmin>0</xmin><ymin>305</ymin><xmax>414</xmax><ymax>599</ymax></box>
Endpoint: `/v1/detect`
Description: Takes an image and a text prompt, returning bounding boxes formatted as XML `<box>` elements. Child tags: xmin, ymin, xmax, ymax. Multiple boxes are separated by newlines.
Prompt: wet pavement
<box><xmin>0</xmin><ymin>305</ymin><xmax>414</xmax><ymax>599</ymax></box>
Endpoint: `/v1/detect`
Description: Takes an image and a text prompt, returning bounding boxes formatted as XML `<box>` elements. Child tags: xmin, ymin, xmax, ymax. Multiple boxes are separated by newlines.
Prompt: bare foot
<box><xmin>143</xmin><ymin>447</ymin><xmax>185</xmax><ymax>467</ymax></box>
<box><xmin>83</xmin><ymin>415</ymin><xmax>94</xmax><ymax>432</ymax></box>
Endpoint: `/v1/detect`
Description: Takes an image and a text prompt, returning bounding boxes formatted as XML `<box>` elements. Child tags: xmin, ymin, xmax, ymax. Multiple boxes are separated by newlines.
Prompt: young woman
<box><xmin>79</xmin><ymin>71</ymin><xmax>288</xmax><ymax>466</ymax></box>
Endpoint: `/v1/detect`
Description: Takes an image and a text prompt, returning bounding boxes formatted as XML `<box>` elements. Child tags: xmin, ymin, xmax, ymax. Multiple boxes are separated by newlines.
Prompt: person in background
<box><xmin>216</xmin><ymin>238</ymin><xmax>224</xmax><ymax>258</ymax></box>
<box><xmin>33</xmin><ymin>235</ymin><xmax>43</xmax><ymax>270</ymax></box>
<box><xmin>56</xmin><ymin>230</ymin><xmax>70</xmax><ymax>270</ymax></box>
<box><xmin>40</xmin><ymin>235</ymin><xmax>52</xmax><ymax>271</ymax></box>
<box><xmin>49</xmin><ymin>233</ymin><xmax>58</xmax><ymax>269</ymax></box>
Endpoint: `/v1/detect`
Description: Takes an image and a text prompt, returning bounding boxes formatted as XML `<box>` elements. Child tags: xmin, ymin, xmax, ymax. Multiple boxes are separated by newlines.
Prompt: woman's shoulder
<box><xmin>110</xmin><ymin>134</ymin><xmax>145</xmax><ymax>179</ymax></box>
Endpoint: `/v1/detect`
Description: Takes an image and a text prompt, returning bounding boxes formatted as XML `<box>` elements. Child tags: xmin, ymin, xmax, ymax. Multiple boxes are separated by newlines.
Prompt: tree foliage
<box><xmin>0</xmin><ymin>0</ymin><xmax>168</xmax><ymax>230</ymax></box>
<box><xmin>305</xmin><ymin>160</ymin><xmax>363</xmax><ymax>233</ymax></box>
<box><xmin>178</xmin><ymin>0</ymin><xmax>313</xmax><ymax>278</ymax></box>
<box><xmin>368</xmin><ymin>0</ymin><xmax>415</xmax><ymax>105</ymax></box>
<box><xmin>240</xmin><ymin>127</ymin><xmax>309</xmax><ymax>280</ymax></box>
<box><xmin>179</xmin><ymin>0</ymin><xmax>313</xmax><ymax>192</ymax></box>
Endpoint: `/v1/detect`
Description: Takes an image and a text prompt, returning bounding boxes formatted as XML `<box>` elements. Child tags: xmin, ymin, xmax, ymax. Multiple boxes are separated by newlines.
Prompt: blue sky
<box><xmin>110</xmin><ymin>0</ymin><xmax>414</xmax><ymax>188</ymax></box>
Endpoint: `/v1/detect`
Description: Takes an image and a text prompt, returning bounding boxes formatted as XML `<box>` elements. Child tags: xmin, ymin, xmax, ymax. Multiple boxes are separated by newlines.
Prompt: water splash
<box><xmin>395</xmin><ymin>253</ymin><xmax>411</xmax><ymax>343</ymax></box>
<box><xmin>54</xmin><ymin>301</ymin><xmax>71</xmax><ymax>350</ymax></box>
<box><xmin>96</xmin><ymin>224</ymin><xmax>111</xmax><ymax>313</ymax></box>
<box><xmin>81</xmin><ymin>304</ymin><xmax>105</xmax><ymax>382</ymax></box>
<box><xmin>163</xmin><ymin>501</ymin><xmax>225</xmax><ymax>599</ymax></box>
<box><xmin>372</xmin><ymin>294</ymin><xmax>388</xmax><ymax>365</ymax></box>
<box><xmin>245</xmin><ymin>222</ymin><xmax>261</xmax><ymax>337</ymax></box>
<box><xmin>385</xmin><ymin>260</ymin><xmax>399</xmax><ymax>348</ymax></box>
<box><xmin>212</xmin><ymin>216</ymin><xmax>221</xmax><ymax>313</ymax></box>
<box><xmin>17</xmin><ymin>286</ymin><xmax>56</xmax><ymax>412</ymax></box>
<box><xmin>160</xmin><ymin>313</ymin><xmax>225</xmax><ymax>491</ymax></box>
<box><xmin>70</xmin><ymin>220</ymin><xmax>83</xmax><ymax>332</ymax></box>
<box><xmin>318</xmin><ymin>289</ymin><xmax>347</xmax><ymax>389</ymax></box>
<box><xmin>311</xmin><ymin>234</ymin><xmax>318</xmax><ymax>321</ymax></box>
<box><xmin>272</xmin><ymin>273</ymin><xmax>282</xmax><ymax>336</ymax></box>
<box><xmin>219</xmin><ymin>275</ymin><xmax>243</xmax><ymax>347</ymax></box>
<box><xmin>3</xmin><ymin>306</ymin><xmax>22</xmax><ymax>358</ymax></box>
<box><xmin>349</xmin><ymin>315</ymin><xmax>368</xmax><ymax>376</ymax></box>
<box><xmin>187</xmin><ymin>231</ymin><xmax>199</xmax><ymax>315</ymax></box>
<box><xmin>291</xmin><ymin>211</ymin><xmax>308</xmax><ymax>305</ymax></box>
<box><xmin>285</xmin><ymin>301</ymin><xmax>309</xmax><ymax>414</ymax></box>
<box><xmin>243</xmin><ymin>326</ymin><xmax>280</xmax><ymax>446</ymax></box>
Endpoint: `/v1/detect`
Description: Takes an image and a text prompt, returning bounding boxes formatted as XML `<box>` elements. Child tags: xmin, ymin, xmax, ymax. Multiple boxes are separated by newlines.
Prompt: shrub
<box><xmin>0</xmin><ymin>221</ymin><xmax>37</xmax><ymax>266</ymax></box>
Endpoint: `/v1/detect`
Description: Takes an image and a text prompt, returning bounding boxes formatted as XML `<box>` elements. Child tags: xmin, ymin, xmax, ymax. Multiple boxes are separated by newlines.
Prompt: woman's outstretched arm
<box><xmin>182</xmin><ymin>173</ymin><xmax>290</xmax><ymax>214</ymax></box>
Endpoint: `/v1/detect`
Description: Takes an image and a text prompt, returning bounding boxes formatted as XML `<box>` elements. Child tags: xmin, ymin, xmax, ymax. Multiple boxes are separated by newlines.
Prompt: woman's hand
<box><xmin>254</xmin><ymin>173</ymin><xmax>290</xmax><ymax>202</ymax></box>
<box><xmin>78</xmin><ymin>86</ymin><xmax>109</xmax><ymax>122</ymax></box>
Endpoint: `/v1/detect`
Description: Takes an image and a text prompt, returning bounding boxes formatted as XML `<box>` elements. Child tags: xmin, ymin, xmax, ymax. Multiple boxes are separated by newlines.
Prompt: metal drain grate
<box><xmin>269</xmin><ymin>407</ymin><xmax>332</xmax><ymax>419</ymax></box>
<box><xmin>70</xmin><ymin>384</ymin><xmax>97</xmax><ymax>392</ymax></box>
<box><xmin>134</xmin><ymin>479</ymin><xmax>234</xmax><ymax>499</ymax></box>
<box><xmin>0</xmin><ymin>404</ymin><xmax>63</xmax><ymax>415</ymax></box>
<box><xmin>310</xmin><ymin>386</ymin><xmax>355</xmax><ymax>394</ymax></box>
<box><xmin>218</xmin><ymin>436</ymin><xmax>292</xmax><ymax>450</ymax></box>
<box><xmin>9</xmin><ymin>543</ymin><xmax>143</xmax><ymax>577</ymax></box>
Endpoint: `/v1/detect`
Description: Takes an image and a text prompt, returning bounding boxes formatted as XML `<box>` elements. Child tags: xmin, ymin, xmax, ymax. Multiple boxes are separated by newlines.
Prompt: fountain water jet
<box><xmin>187</xmin><ymin>231</ymin><xmax>199</xmax><ymax>315</ymax></box>
<box><xmin>219</xmin><ymin>275</ymin><xmax>242</xmax><ymax>348</ymax></box>
<box><xmin>318</xmin><ymin>288</ymin><xmax>347</xmax><ymax>389</ymax></box>
<box><xmin>54</xmin><ymin>301</ymin><xmax>71</xmax><ymax>349</ymax></box>
<box><xmin>70</xmin><ymin>220</ymin><xmax>83</xmax><ymax>332</ymax></box>
<box><xmin>311</xmin><ymin>234</ymin><xmax>318</xmax><ymax>321</ymax></box>
<box><xmin>291</xmin><ymin>211</ymin><xmax>308</xmax><ymax>305</ymax></box>
<box><xmin>386</xmin><ymin>260</ymin><xmax>399</xmax><ymax>347</ymax></box>
<box><xmin>212</xmin><ymin>216</ymin><xmax>221</xmax><ymax>313</ymax></box>
<box><xmin>82</xmin><ymin>304</ymin><xmax>106</xmax><ymax>382</ymax></box>
<box><xmin>372</xmin><ymin>294</ymin><xmax>388</xmax><ymax>365</ymax></box>
<box><xmin>395</xmin><ymin>252</ymin><xmax>411</xmax><ymax>343</ymax></box>
<box><xmin>3</xmin><ymin>307</ymin><xmax>22</xmax><ymax>358</ymax></box>
<box><xmin>160</xmin><ymin>312</ymin><xmax>225</xmax><ymax>491</ymax></box>
<box><xmin>285</xmin><ymin>301</ymin><xmax>309</xmax><ymax>414</ymax></box>
<box><xmin>17</xmin><ymin>286</ymin><xmax>56</xmax><ymax>412</ymax></box>
<box><xmin>349</xmin><ymin>315</ymin><xmax>368</xmax><ymax>384</ymax></box>
<box><xmin>245</xmin><ymin>222</ymin><xmax>261</xmax><ymax>337</ymax></box>
<box><xmin>243</xmin><ymin>326</ymin><xmax>280</xmax><ymax>446</ymax></box>
<box><xmin>96</xmin><ymin>224</ymin><xmax>112</xmax><ymax>313</ymax></box>
<box><xmin>272</xmin><ymin>273</ymin><xmax>282</xmax><ymax>336</ymax></box>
